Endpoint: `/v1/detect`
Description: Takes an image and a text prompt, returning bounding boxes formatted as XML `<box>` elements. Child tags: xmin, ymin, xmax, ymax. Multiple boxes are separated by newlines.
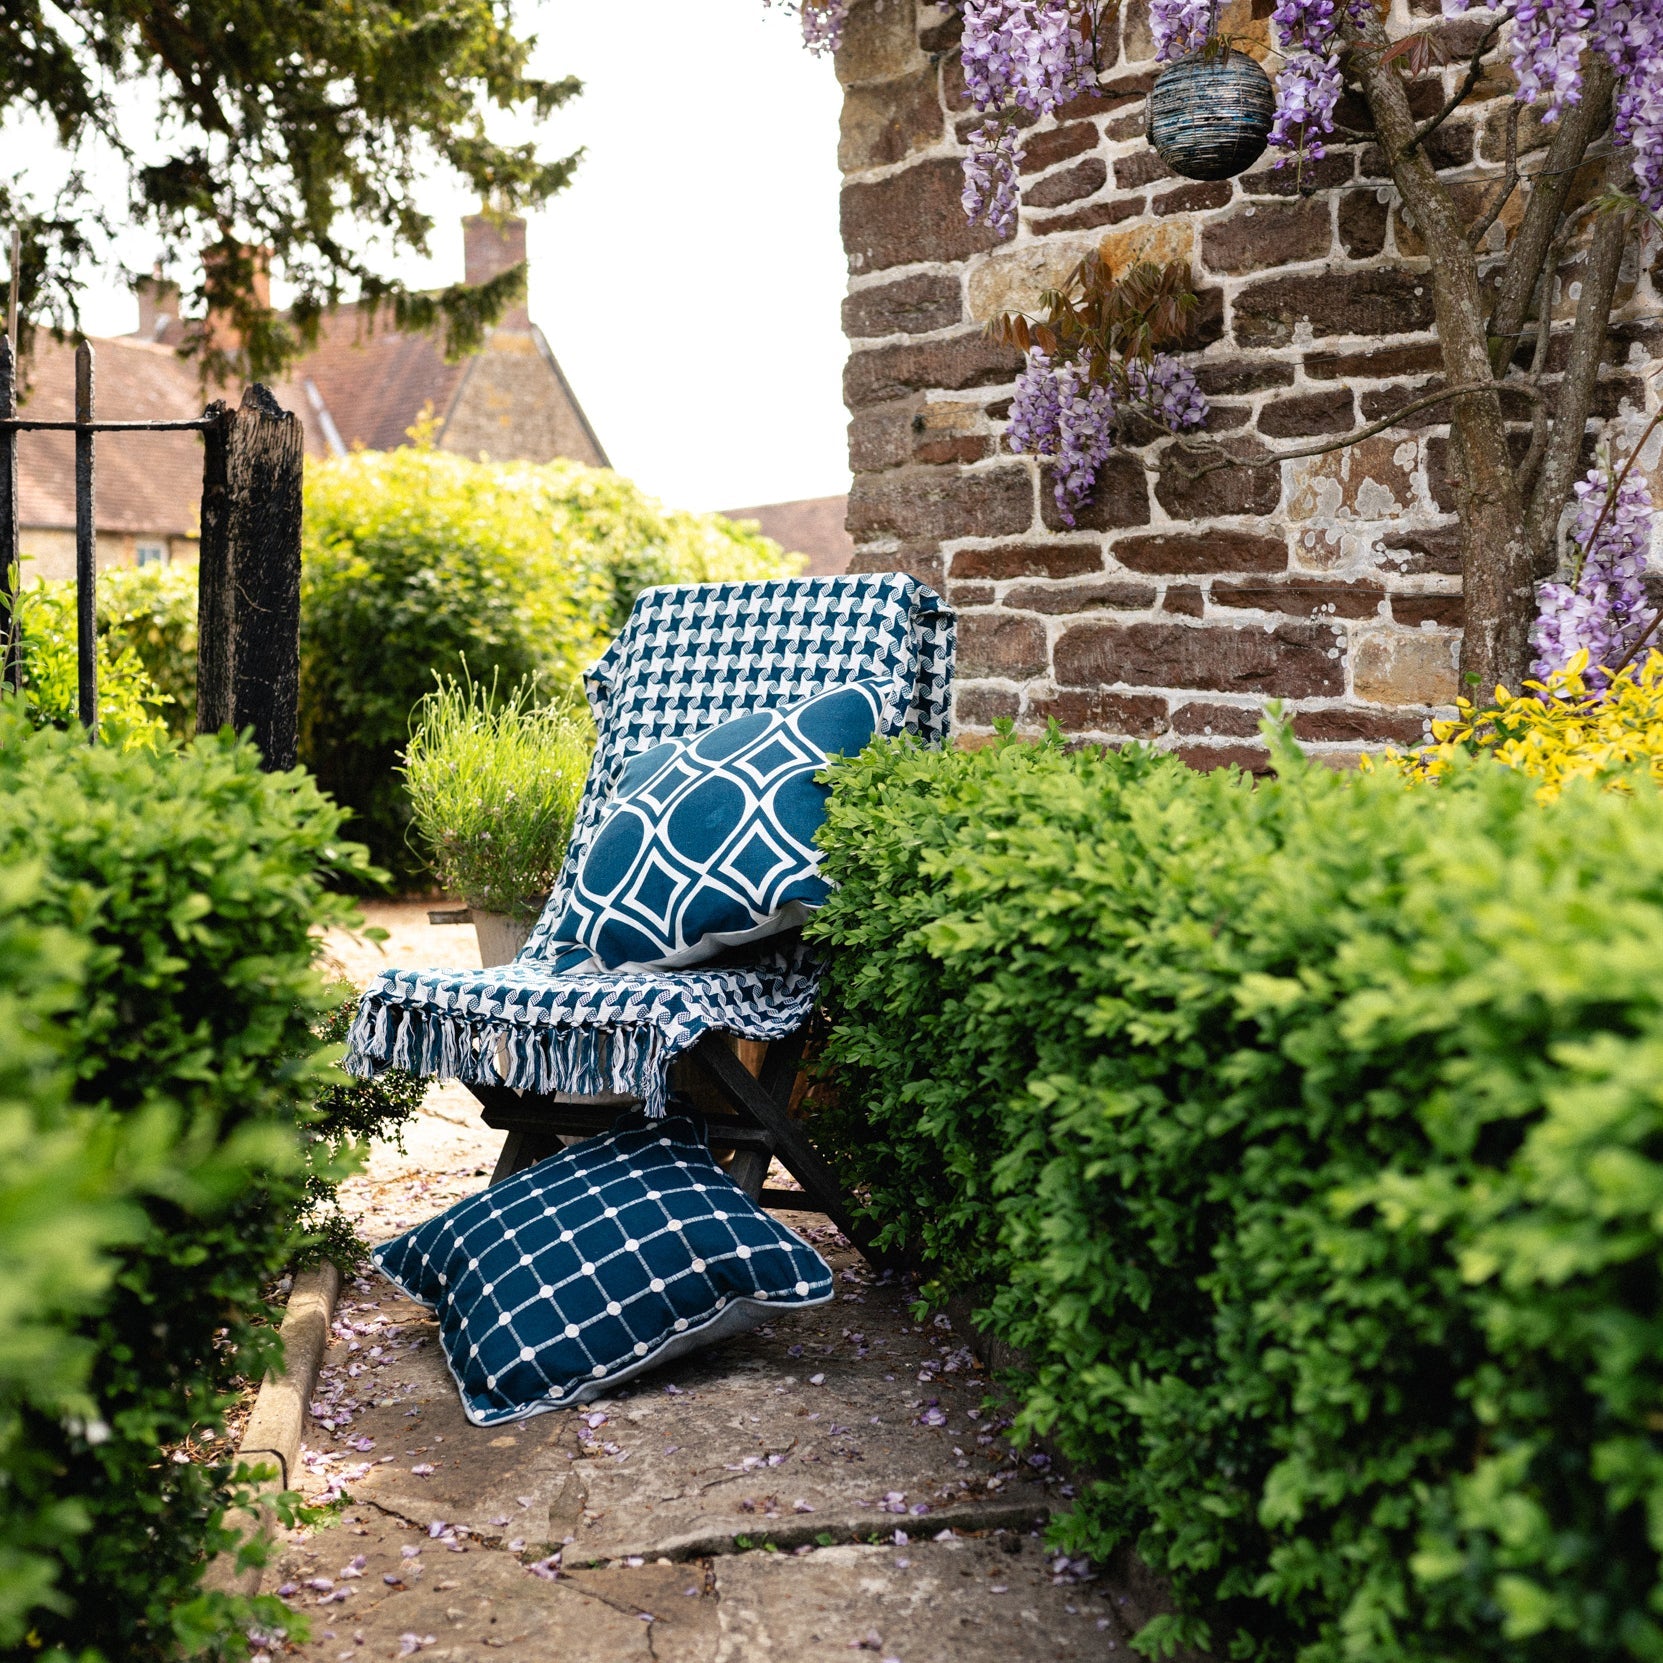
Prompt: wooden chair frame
<box><xmin>465</xmin><ymin>1024</ymin><xmax>889</xmax><ymax>1266</ymax></box>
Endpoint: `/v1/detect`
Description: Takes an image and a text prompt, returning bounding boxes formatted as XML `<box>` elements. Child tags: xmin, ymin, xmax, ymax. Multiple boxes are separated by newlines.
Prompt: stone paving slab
<box><xmin>269</xmin><ymin>905</ymin><xmax>1125</xmax><ymax>1660</ymax></box>
<box><xmin>297</xmin><ymin>1223</ymin><xmax>1048</xmax><ymax>1563</ymax></box>
<box><xmin>271</xmin><ymin>1514</ymin><xmax>1124</xmax><ymax>1662</ymax></box>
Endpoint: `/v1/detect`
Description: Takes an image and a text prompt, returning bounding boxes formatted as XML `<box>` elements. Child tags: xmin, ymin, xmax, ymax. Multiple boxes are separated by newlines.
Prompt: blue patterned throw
<box><xmin>550</xmin><ymin>680</ymin><xmax>894</xmax><ymax>970</ymax></box>
<box><xmin>372</xmin><ymin>1113</ymin><xmax>834</xmax><ymax>1423</ymax></box>
<box><xmin>344</xmin><ymin>575</ymin><xmax>954</xmax><ymax>1114</ymax></box>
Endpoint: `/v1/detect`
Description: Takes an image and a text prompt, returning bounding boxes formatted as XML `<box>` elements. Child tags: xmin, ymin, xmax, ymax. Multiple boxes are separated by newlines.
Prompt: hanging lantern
<box><xmin>1147</xmin><ymin>48</ymin><xmax>1276</xmax><ymax>182</ymax></box>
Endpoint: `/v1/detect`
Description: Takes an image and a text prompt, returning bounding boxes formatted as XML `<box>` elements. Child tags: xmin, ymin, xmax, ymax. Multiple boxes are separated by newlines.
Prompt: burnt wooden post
<box><xmin>196</xmin><ymin>384</ymin><xmax>303</xmax><ymax>769</ymax></box>
<box><xmin>74</xmin><ymin>341</ymin><xmax>96</xmax><ymax>733</ymax></box>
<box><xmin>196</xmin><ymin>399</ymin><xmax>234</xmax><ymax>738</ymax></box>
<box><xmin>0</xmin><ymin>337</ymin><xmax>18</xmax><ymax>692</ymax></box>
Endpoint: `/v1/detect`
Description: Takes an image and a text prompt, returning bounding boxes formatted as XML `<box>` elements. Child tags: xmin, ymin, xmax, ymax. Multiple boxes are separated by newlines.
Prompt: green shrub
<box><xmin>0</xmin><ymin>699</ymin><xmax>376</xmax><ymax>1659</ymax></box>
<box><xmin>533</xmin><ymin>461</ymin><xmax>802</xmax><ymax>631</ymax></box>
<box><xmin>403</xmin><ymin>671</ymin><xmax>593</xmax><ymax>919</ymax></box>
<box><xmin>0</xmin><ymin>862</ymin><xmax>142</xmax><ymax>1651</ymax></box>
<box><xmin>97</xmin><ymin>565</ymin><xmax>200</xmax><ymax>742</ymax></box>
<box><xmin>809</xmin><ymin>725</ymin><xmax>1663</xmax><ymax>1663</ymax></box>
<box><xmin>300</xmin><ymin>445</ymin><xmax>795</xmax><ymax>879</ymax></box>
<box><xmin>14</xmin><ymin>580</ymin><xmax>172</xmax><ymax>748</ymax></box>
<box><xmin>300</xmin><ymin>995</ymin><xmax>428</xmax><ymax>1267</ymax></box>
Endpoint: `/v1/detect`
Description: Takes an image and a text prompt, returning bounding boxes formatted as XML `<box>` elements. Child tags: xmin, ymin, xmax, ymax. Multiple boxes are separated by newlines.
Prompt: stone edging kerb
<box><xmin>205</xmin><ymin>1260</ymin><xmax>341</xmax><ymax>1597</ymax></box>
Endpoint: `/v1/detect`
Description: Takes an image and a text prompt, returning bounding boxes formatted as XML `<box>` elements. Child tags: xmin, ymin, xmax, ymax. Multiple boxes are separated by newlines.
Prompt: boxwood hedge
<box><xmin>0</xmin><ymin>703</ymin><xmax>379</xmax><ymax>1659</ymax></box>
<box><xmin>809</xmin><ymin>723</ymin><xmax>1663</xmax><ymax>1663</ymax></box>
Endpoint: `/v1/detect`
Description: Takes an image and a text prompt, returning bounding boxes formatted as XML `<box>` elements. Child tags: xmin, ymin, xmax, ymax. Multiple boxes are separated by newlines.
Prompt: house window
<box><xmin>136</xmin><ymin>541</ymin><xmax>168</xmax><ymax>568</ymax></box>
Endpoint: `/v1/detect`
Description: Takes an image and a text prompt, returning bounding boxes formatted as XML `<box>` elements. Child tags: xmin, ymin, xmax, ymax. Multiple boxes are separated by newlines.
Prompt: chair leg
<box><xmin>489</xmin><ymin>1129</ymin><xmax>566</xmax><ymax>1185</ymax></box>
<box><xmin>690</xmin><ymin>1033</ymin><xmax>896</xmax><ymax>1269</ymax></box>
<box><xmin>725</xmin><ymin>1149</ymin><xmax>770</xmax><ymax>1199</ymax></box>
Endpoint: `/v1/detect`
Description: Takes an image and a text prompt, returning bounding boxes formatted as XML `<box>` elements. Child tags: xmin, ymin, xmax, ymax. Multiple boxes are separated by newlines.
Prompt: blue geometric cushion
<box><xmin>371</xmin><ymin>1113</ymin><xmax>834</xmax><ymax>1424</ymax></box>
<box><xmin>548</xmin><ymin>679</ymin><xmax>895</xmax><ymax>970</ymax></box>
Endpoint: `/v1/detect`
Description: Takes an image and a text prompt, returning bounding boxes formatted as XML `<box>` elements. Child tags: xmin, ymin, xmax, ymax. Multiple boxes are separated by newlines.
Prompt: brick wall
<box><xmin>836</xmin><ymin>0</ymin><xmax>1663</xmax><ymax>764</ymax></box>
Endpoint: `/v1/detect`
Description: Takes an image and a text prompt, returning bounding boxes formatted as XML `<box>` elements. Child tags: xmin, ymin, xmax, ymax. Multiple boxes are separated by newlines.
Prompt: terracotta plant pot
<box><xmin>1148</xmin><ymin>47</ymin><xmax>1275</xmax><ymax>181</ymax></box>
<box><xmin>472</xmin><ymin>910</ymin><xmax>536</xmax><ymax>967</ymax></box>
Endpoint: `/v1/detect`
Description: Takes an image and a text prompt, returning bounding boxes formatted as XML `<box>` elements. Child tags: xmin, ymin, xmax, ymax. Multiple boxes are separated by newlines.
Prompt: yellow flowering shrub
<box><xmin>1376</xmin><ymin>648</ymin><xmax>1663</xmax><ymax>799</ymax></box>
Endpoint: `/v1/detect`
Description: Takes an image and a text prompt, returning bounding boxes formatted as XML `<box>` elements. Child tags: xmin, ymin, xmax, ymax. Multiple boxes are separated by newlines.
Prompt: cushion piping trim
<box><xmin>369</xmin><ymin>1252</ymin><xmax>834</xmax><ymax>1426</ymax></box>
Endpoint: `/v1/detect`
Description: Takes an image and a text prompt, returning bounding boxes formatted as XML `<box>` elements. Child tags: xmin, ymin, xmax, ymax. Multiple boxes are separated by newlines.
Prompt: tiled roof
<box><xmin>14</xmin><ymin>334</ymin><xmax>207</xmax><ymax>536</ymax></box>
<box><xmin>14</xmin><ymin>298</ymin><xmax>599</xmax><ymax>537</ymax></box>
<box><xmin>268</xmin><ymin>305</ymin><xmax>470</xmax><ymax>458</ymax></box>
<box><xmin>719</xmin><ymin>496</ymin><xmax>853</xmax><ymax>577</ymax></box>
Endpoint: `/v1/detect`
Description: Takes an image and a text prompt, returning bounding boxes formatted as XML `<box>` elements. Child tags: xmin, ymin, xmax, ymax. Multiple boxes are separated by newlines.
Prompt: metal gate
<box><xmin>0</xmin><ymin>318</ymin><xmax>304</xmax><ymax>768</ymax></box>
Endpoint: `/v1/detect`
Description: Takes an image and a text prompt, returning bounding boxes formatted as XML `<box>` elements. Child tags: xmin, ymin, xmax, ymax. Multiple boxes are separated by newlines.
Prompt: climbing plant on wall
<box><xmin>788</xmin><ymin>0</ymin><xmax>1663</xmax><ymax>697</ymax></box>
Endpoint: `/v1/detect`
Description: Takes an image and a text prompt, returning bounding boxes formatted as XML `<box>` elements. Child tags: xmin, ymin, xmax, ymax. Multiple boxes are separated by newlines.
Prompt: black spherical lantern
<box><xmin>1147</xmin><ymin>48</ymin><xmax>1275</xmax><ymax>182</ymax></box>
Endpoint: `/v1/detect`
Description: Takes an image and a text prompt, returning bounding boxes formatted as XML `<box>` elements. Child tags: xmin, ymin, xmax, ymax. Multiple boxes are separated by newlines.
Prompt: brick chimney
<box><xmin>134</xmin><ymin>271</ymin><xmax>181</xmax><ymax>343</ymax></box>
<box><xmin>202</xmin><ymin>244</ymin><xmax>272</xmax><ymax>360</ymax></box>
<box><xmin>462</xmin><ymin>212</ymin><xmax>531</xmax><ymax>330</ymax></box>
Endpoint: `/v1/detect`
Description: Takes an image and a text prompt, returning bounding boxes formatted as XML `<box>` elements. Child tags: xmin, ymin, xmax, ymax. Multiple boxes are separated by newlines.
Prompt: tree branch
<box><xmin>1353</xmin><ymin>13</ymin><xmax>1535</xmax><ymax>689</ymax></box>
<box><xmin>1489</xmin><ymin>56</ymin><xmax>1615</xmax><ymax>372</ymax></box>
<box><xmin>1469</xmin><ymin>101</ymin><xmax>1520</xmax><ymax>248</ymax></box>
<box><xmin>1516</xmin><ymin>262</ymin><xmax>1557</xmax><ymax>495</ymax></box>
<box><xmin>1168</xmin><ymin>379</ymin><xmax>1540</xmax><ymax>479</ymax></box>
<box><xmin>1524</xmin><ymin>196</ymin><xmax>1633</xmax><ymax>573</ymax></box>
<box><xmin>1404</xmin><ymin>13</ymin><xmax>1507</xmax><ymax>159</ymax></box>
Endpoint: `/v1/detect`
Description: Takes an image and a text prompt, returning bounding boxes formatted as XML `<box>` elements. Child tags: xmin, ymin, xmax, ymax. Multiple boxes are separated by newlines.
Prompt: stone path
<box><xmin>265</xmin><ymin>905</ymin><xmax>1128</xmax><ymax>1661</ymax></box>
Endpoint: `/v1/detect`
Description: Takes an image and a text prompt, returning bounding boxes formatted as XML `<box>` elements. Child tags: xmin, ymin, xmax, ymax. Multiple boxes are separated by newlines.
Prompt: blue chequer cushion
<box><xmin>547</xmin><ymin>679</ymin><xmax>895</xmax><ymax>971</ymax></box>
<box><xmin>372</xmin><ymin>1113</ymin><xmax>834</xmax><ymax>1424</ymax></box>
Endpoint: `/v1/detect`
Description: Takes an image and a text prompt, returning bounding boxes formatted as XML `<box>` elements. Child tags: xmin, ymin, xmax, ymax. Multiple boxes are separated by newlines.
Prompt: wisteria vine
<box><xmin>783</xmin><ymin>0</ymin><xmax>851</xmax><ymax>56</ymax></box>
<box><xmin>788</xmin><ymin>0</ymin><xmax>1663</xmax><ymax>213</ymax></box>
<box><xmin>784</xmin><ymin>0</ymin><xmax>1662</xmax><ymax>610</ymax></box>
<box><xmin>957</xmin><ymin>1</ymin><xmax>1099</xmax><ymax>233</ymax></box>
<box><xmin>1532</xmin><ymin>459</ymin><xmax>1657</xmax><ymax>688</ymax></box>
<box><xmin>1006</xmin><ymin>344</ymin><xmax>1209</xmax><ymax>525</ymax></box>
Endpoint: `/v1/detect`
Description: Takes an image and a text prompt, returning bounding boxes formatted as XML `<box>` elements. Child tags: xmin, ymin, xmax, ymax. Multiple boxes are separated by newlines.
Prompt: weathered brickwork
<box><xmin>836</xmin><ymin>0</ymin><xmax>1663</xmax><ymax>764</ymax></box>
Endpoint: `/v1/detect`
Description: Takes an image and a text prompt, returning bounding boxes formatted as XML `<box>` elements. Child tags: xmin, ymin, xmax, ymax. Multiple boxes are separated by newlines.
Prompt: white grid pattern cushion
<box><xmin>372</xmin><ymin>1113</ymin><xmax>834</xmax><ymax>1423</ymax></box>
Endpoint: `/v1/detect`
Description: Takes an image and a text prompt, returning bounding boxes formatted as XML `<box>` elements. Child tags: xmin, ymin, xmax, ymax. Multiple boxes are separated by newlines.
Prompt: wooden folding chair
<box><xmin>345</xmin><ymin>575</ymin><xmax>955</xmax><ymax>1268</ymax></box>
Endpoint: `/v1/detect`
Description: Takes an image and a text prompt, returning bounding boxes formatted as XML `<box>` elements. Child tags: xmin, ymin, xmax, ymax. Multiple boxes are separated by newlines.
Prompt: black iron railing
<box><xmin>0</xmin><ymin>330</ymin><xmax>304</xmax><ymax>766</ymax></box>
<box><xmin>0</xmin><ymin>338</ymin><xmax>219</xmax><ymax>728</ymax></box>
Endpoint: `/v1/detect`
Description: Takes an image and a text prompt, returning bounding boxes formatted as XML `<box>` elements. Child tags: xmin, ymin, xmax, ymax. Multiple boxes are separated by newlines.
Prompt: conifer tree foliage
<box><xmin>0</xmin><ymin>0</ymin><xmax>581</xmax><ymax>381</ymax></box>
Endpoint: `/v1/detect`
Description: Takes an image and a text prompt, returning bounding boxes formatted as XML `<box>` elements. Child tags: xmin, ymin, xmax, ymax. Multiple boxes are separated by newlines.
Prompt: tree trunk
<box><xmin>1357</xmin><ymin>30</ymin><xmax>1537</xmax><ymax>695</ymax></box>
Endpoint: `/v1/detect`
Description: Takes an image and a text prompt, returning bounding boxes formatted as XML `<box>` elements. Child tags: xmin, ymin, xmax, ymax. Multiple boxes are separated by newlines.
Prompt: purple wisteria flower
<box><xmin>961</xmin><ymin>0</ymin><xmax>1095</xmax><ymax>115</ymax></box>
<box><xmin>1006</xmin><ymin>348</ymin><xmax>1207</xmax><ymax>525</ymax></box>
<box><xmin>795</xmin><ymin>0</ymin><xmax>849</xmax><ymax>54</ymax></box>
<box><xmin>1513</xmin><ymin>0</ymin><xmax>1593</xmax><ymax>119</ymax></box>
<box><xmin>962</xmin><ymin>120</ymin><xmax>1027</xmax><ymax>233</ymax></box>
<box><xmin>1127</xmin><ymin>353</ymin><xmax>1210</xmax><ymax>430</ymax></box>
<box><xmin>1003</xmin><ymin>349</ymin><xmax>1113</xmax><ymax>524</ymax></box>
<box><xmin>1007</xmin><ymin>348</ymin><xmax>1064</xmax><ymax>456</ymax></box>
<box><xmin>1150</xmin><ymin>0</ymin><xmax>1214</xmax><ymax>60</ymax></box>
<box><xmin>1532</xmin><ymin>462</ymin><xmax>1657</xmax><ymax>689</ymax></box>
<box><xmin>959</xmin><ymin>0</ymin><xmax>1095</xmax><ymax>228</ymax></box>
<box><xmin>1266</xmin><ymin>0</ymin><xmax>1375</xmax><ymax>163</ymax></box>
<box><xmin>1052</xmin><ymin>362</ymin><xmax>1119</xmax><ymax>522</ymax></box>
<box><xmin>1596</xmin><ymin>0</ymin><xmax>1663</xmax><ymax>210</ymax></box>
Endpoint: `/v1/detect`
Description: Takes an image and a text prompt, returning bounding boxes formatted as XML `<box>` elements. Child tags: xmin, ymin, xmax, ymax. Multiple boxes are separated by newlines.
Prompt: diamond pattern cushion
<box><xmin>372</xmin><ymin>1113</ymin><xmax>834</xmax><ymax>1424</ymax></box>
<box><xmin>549</xmin><ymin>679</ymin><xmax>895</xmax><ymax>971</ymax></box>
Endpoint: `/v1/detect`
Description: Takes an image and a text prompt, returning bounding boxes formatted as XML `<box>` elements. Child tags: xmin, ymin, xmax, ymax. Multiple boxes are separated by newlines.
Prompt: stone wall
<box><xmin>835</xmin><ymin>0</ymin><xmax>1663</xmax><ymax>764</ymax></box>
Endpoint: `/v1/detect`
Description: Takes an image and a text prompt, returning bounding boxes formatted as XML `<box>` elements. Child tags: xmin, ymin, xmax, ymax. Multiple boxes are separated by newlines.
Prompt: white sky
<box><xmin>63</xmin><ymin>2</ymin><xmax>852</xmax><ymax>514</ymax></box>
